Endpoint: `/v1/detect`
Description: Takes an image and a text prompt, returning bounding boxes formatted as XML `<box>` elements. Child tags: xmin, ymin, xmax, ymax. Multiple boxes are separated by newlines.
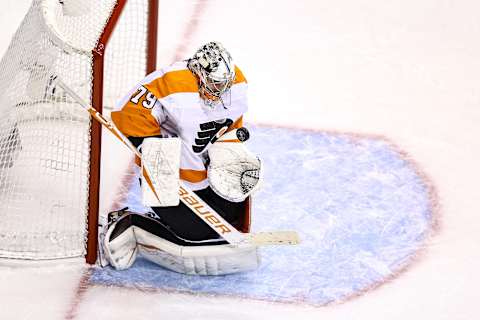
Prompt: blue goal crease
<box><xmin>91</xmin><ymin>125</ymin><xmax>435</xmax><ymax>306</ymax></box>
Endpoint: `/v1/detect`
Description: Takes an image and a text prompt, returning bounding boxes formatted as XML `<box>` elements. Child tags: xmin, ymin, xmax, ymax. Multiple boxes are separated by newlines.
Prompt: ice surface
<box><xmin>92</xmin><ymin>125</ymin><xmax>434</xmax><ymax>305</ymax></box>
<box><xmin>2</xmin><ymin>0</ymin><xmax>480</xmax><ymax>319</ymax></box>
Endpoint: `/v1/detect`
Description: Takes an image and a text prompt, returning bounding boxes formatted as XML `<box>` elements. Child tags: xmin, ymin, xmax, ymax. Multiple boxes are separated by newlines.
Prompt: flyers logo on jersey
<box><xmin>192</xmin><ymin>119</ymin><xmax>233</xmax><ymax>153</ymax></box>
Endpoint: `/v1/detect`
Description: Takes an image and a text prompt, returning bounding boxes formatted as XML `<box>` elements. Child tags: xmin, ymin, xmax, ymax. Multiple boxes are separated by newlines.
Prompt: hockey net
<box><xmin>0</xmin><ymin>0</ymin><xmax>157</xmax><ymax>262</ymax></box>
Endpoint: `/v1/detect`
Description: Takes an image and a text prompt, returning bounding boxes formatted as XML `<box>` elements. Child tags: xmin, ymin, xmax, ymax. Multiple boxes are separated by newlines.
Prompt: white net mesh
<box><xmin>104</xmin><ymin>0</ymin><xmax>150</xmax><ymax>109</ymax></box>
<box><xmin>0</xmin><ymin>0</ymin><xmax>152</xmax><ymax>260</ymax></box>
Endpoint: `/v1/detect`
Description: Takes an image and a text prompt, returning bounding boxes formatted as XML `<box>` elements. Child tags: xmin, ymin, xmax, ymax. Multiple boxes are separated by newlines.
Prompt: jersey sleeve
<box><xmin>111</xmin><ymin>77</ymin><xmax>165</xmax><ymax>138</ymax></box>
<box><xmin>112</xmin><ymin>68</ymin><xmax>200</xmax><ymax>138</ymax></box>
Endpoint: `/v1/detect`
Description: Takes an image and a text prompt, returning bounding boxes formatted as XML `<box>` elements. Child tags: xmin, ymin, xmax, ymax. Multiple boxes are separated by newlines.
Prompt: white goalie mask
<box><xmin>188</xmin><ymin>42</ymin><xmax>236</xmax><ymax>100</ymax></box>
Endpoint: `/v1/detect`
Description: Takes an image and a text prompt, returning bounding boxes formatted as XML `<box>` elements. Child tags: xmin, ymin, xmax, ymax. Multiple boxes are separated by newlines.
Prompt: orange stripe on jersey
<box><xmin>133</xmin><ymin>157</ymin><xmax>206</xmax><ymax>183</ymax></box>
<box><xmin>111</xmin><ymin>105</ymin><xmax>161</xmax><ymax>138</ymax></box>
<box><xmin>180</xmin><ymin>169</ymin><xmax>207</xmax><ymax>183</ymax></box>
<box><xmin>220</xmin><ymin>116</ymin><xmax>244</xmax><ymax>141</ymax></box>
<box><xmin>230</xmin><ymin>116</ymin><xmax>243</xmax><ymax>130</ymax></box>
<box><xmin>146</xmin><ymin>69</ymin><xmax>199</xmax><ymax>99</ymax></box>
<box><xmin>234</xmin><ymin>66</ymin><xmax>247</xmax><ymax>84</ymax></box>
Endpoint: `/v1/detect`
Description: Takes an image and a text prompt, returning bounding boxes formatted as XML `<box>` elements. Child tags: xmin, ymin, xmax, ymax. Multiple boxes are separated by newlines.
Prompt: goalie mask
<box><xmin>188</xmin><ymin>42</ymin><xmax>236</xmax><ymax>101</ymax></box>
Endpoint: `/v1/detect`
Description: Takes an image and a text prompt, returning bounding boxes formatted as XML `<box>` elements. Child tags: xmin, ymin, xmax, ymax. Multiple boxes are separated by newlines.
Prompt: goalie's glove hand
<box><xmin>207</xmin><ymin>127</ymin><xmax>262</xmax><ymax>202</ymax></box>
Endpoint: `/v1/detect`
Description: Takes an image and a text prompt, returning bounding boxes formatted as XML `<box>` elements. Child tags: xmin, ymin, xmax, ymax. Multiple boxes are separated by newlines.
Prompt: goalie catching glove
<box><xmin>207</xmin><ymin>127</ymin><xmax>262</xmax><ymax>202</ymax></box>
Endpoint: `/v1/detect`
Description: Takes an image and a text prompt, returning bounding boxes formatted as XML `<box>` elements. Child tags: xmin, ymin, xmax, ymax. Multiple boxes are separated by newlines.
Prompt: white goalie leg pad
<box><xmin>141</xmin><ymin>137</ymin><xmax>181</xmax><ymax>207</ymax></box>
<box><xmin>208</xmin><ymin>128</ymin><xmax>263</xmax><ymax>202</ymax></box>
<box><xmin>135</xmin><ymin>228</ymin><xmax>260</xmax><ymax>275</ymax></box>
<box><xmin>102</xmin><ymin>217</ymin><xmax>138</xmax><ymax>270</ymax></box>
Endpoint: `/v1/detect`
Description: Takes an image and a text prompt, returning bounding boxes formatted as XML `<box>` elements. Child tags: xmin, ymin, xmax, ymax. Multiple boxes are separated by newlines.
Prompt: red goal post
<box><xmin>87</xmin><ymin>0</ymin><xmax>158</xmax><ymax>264</ymax></box>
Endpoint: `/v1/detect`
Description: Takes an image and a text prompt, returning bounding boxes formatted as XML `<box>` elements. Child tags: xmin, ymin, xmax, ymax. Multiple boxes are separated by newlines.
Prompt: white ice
<box><xmin>1</xmin><ymin>0</ymin><xmax>480</xmax><ymax>319</ymax></box>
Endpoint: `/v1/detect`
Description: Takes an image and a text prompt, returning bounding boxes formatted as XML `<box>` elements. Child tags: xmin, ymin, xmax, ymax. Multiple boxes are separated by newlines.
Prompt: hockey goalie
<box><xmin>102</xmin><ymin>42</ymin><xmax>263</xmax><ymax>275</ymax></box>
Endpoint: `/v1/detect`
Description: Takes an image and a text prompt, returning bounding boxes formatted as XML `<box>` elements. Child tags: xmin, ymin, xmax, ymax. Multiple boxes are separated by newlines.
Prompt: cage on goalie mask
<box><xmin>188</xmin><ymin>41</ymin><xmax>236</xmax><ymax>99</ymax></box>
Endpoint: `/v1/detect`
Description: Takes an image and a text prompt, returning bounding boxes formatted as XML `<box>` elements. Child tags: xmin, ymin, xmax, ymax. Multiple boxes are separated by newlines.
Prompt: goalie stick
<box><xmin>55</xmin><ymin>78</ymin><xmax>300</xmax><ymax>247</ymax></box>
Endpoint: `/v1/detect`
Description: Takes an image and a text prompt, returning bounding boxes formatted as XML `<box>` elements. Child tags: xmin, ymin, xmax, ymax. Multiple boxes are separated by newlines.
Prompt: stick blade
<box><xmin>248</xmin><ymin>231</ymin><xmax>300</xmax><ymax>246</ymax></box>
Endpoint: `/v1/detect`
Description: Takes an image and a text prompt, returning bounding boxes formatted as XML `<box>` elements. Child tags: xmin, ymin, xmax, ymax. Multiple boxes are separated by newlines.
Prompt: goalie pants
<box><xmin>151</xmin><ymin>186</ymin><xmax>247</xmax><ymax>243</ymax></box>
<box><xmin>128</xmin><ymin>137</ymin><xmax>246</xmax><ymax>243</ymax></box>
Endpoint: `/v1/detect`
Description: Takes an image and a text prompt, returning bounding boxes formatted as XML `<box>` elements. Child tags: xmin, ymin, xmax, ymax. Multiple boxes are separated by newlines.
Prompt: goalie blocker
<box><xmin>102</xmin><ymin>209</ymin><xmax>260</xmax><ymax>275</ymax></box>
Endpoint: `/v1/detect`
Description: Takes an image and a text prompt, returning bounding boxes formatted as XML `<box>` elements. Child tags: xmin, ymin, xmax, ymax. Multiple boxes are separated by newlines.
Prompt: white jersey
<box><xmin>111</xmin><ymin>60</ymin><xmax>248</xmax><ymax>210</ymax></box>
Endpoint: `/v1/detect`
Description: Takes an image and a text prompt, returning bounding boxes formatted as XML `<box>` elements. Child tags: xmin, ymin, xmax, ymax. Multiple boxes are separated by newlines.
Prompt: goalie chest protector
<box><xmin>112</xmin><ymin>61</ymin><xmax>248</xmax><ymax>191</ymax></box>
